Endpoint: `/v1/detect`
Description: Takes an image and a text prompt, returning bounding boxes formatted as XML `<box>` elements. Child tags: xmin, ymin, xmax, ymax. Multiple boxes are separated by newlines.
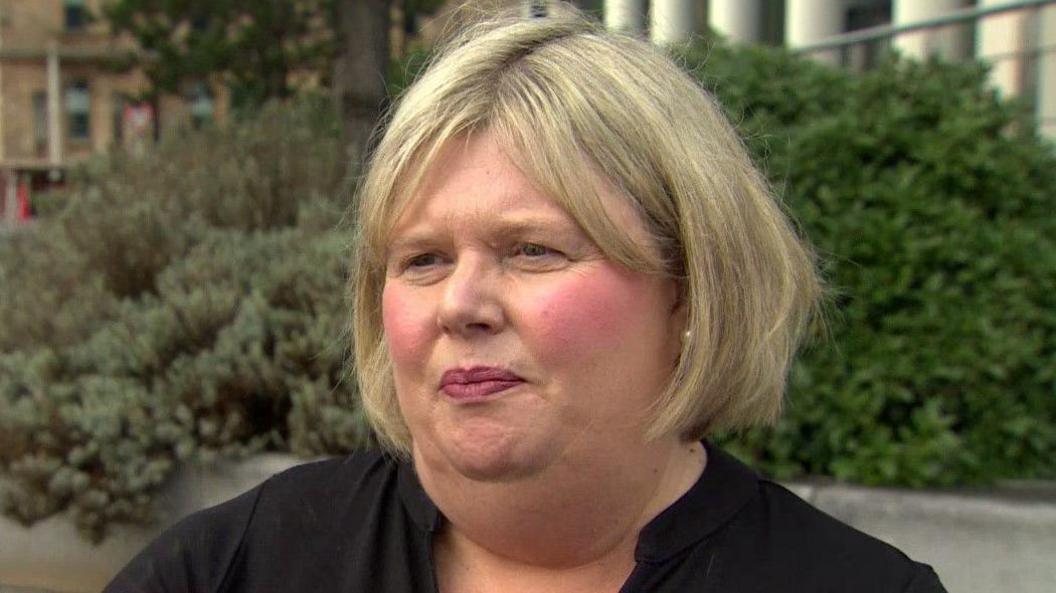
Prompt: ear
<box><xmin>668</xmin><ymin>277</ymin><xmax>688</xmax><ymax>318</ymax></box>
<box><xmin>667</xmin><ymin>279</ymin><xmax>690</xmax><ymax>359</ymax></box>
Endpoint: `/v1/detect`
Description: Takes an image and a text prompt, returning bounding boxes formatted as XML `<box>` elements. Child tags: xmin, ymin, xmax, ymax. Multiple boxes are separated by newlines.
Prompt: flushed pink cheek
<box><xmin>381</xmin><ymin>286</ymin><xmax>433</xmax><ymax>369</ymax></box>
<box><xmin>528</xmin><ymin>267</ymin><xmax>659</xmax><ymax>355</ymax></box>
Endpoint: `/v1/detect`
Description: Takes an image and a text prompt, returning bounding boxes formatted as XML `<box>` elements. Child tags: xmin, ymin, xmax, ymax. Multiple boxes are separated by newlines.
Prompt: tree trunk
<box><xmin>334</xmin><ymin>0</ymin><xmax>391</xmax><ymax>171</ymax></box>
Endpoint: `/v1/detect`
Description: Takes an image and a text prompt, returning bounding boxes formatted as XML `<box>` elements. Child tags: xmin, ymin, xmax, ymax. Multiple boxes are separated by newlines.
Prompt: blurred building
<box><xmin>607</xmin><ymin>0</ymin><xmax>1056</xmax><ymax>139</ymax></box>
<box><xmin>417</xmin><ymin>1</ymin><xmax>1056</xmax><ymax>140</ymax></box>
<box><xmin>0</xmin><ymin>0</ymin><xmax>227</xmax><ymax>222</ymax></box>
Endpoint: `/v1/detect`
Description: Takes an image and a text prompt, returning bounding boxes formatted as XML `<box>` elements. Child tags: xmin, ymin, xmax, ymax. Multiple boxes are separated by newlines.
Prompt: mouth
<box><xmin>439</xmin><ymin>366</ymin><xmax>525</xmax><ymax>401</ymax></box>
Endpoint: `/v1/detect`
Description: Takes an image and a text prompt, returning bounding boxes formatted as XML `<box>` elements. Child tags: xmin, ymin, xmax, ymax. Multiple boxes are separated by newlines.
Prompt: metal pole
<box><xmin>47</xmin><ymin>41</ymin><xmax>63</xmax><ymax>170</ymax></box>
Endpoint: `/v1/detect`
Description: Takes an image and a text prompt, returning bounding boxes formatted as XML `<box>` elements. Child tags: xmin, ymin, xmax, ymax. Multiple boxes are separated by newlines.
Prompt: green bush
<box><xmin>684</xmin><ymin>44</ymin><xmax>1056</xmax><ymax>486</ymax></box>
<box><xmin>0</xmin><ymin>100</ymin><xmax>366</xmax><ymax>540</ymax></box>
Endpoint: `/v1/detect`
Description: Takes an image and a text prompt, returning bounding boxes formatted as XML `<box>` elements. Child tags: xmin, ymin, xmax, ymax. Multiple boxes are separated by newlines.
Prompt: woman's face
<box><xmin>381</xmin><ymin>130</ymin><xmax>684</xmax><ymax>482</ymax></box>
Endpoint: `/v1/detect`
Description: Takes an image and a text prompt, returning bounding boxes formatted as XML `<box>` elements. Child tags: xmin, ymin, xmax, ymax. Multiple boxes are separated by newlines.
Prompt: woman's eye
<box><xmin>510</xmin><ymin>243</ymin><xmax>568</xmax><ymax>270</ymax></box>
<box><xmin>405</xmin><ymin>253</ymin><xmax>441</xmax><ymax>269</ymax></box>
<box><xmin>517</xmin><ymin>243</ymin><xmax>555</xmax><ymax>258</ymax></box>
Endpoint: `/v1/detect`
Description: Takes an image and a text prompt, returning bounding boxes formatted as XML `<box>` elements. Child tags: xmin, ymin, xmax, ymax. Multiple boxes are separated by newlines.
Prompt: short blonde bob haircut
<box><xmin>351</xmin><ymin>4</ymin><xmax>822</xmax><ymax>455</ymax></box>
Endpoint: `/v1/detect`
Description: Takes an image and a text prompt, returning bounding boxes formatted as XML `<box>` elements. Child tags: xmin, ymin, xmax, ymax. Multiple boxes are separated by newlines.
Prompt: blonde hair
<box><xmin>351</xmin><ymin>4</ymin><xmax>822</xmax><ymax>454</ymax></box>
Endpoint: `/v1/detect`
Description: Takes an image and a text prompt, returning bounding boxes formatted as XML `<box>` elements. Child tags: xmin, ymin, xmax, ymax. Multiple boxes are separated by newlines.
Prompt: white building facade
<box><xmin>602</xmin><ymin>0</ymin><xmax>1056</xmax><ymax>139</ymax></box>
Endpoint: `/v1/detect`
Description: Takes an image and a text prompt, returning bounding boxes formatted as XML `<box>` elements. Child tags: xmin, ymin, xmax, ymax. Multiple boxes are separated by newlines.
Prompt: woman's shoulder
<box><xmin>256</xmin><ymin>448</ymin><xmax>399</xmax><ymax>506</ymax></box>
<box><xmin>756</xmin><ymin>480</ymin><xmax>941</xmax><ymax>579</ymax></box>
<box><xmin>710</xmin><ymin>466</ymin><xmax>946</xmax><ymax>592</ymax></box>
<box><xmin>245</xmin><ymin>448</ymin><xmax>410</xmax><ymax>535</ymax></box>
<box><xmin>103</xmin><ymin>449</ymin><xmax>407</xmax><ymax>593</ymax></box>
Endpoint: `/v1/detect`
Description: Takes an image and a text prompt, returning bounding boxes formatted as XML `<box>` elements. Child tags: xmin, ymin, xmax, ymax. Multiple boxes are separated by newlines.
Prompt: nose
<box><xmin>437</xmin><ymin>255</ymin><xmax>505</xmax><ymax>336</ymax></box>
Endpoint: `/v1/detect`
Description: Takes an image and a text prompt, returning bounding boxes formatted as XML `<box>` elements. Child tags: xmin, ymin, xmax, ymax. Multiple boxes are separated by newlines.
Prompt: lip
<box><xmin>439</xmin><ymin>366</ymin><xmax>525</xmax><ymax>401</ymax></box>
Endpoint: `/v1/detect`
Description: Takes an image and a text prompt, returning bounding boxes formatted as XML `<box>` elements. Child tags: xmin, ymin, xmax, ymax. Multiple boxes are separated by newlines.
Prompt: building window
<box><xmin>66</xmin><ymin>80</ymin><xmax>90</xmax><ymax>141</ymax></box>
<box><xmin>65</xmin><ymin>0</ymin><xmax>87</xmax><ymax>31</ymax></box>
<box><xmin>189</xmin><ymin>82</ymin><xmax>214</xmax><ymax>129</ymax></box>
<box><xmin>845</xmin><ymin>1</ymin><xmax>892</xmax><ymax>70</ymax></box>
<box><xmin>33</xmin><ymin>91</ymin><xmax>48</xmax><ymax>157</ymax></box>
<box><xmin>760</xmin><ymin>0</ymin><xmax>786</xmax><ymax>47</ymax></box>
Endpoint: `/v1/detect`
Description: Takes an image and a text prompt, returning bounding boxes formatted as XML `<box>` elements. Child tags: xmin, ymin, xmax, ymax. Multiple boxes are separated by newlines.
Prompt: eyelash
<box><xmin>514</xmin><ymin>243</ymin><xmax>558</xmax><ymax>258</ymax></box>
<box><xmin>404</xmin><ymin>253</ymin><xmax>442</xmax><ymax>269</ymax></box>
<box><xmin>397</xmin><ymin>243</ymin><xmax>561</xmax><ymax>271</ymax></box>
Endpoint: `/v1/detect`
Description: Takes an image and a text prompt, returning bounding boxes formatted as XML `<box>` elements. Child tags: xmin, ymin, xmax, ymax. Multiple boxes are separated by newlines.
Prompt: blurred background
<box><xmin>0</xmin><ymin>1</ymin><xmax>1054</xmax><ymax>592</ymax></box>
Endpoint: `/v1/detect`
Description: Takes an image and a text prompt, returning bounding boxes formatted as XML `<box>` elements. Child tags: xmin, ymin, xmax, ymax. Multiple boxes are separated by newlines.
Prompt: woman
<box><xmin>106</xmin><ymin>5</ymin><xmax>946</xmax><ymax>593</ymax></box>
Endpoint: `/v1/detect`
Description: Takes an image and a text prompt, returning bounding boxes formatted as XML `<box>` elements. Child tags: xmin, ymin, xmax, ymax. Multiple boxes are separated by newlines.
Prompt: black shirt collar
<box><xmin>396</xmin><ymin>441</ymin><xmax>761</xmax><ymax>561</ymax></box>
<box><xmin>634</xmin><ymin>441</ymin><xmax>760</xmax><ymax>562</ymax></box>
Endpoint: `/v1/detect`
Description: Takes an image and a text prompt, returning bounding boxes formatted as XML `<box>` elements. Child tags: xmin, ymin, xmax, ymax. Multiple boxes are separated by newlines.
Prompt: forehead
<box><xmin>390</xmin><ymin>133</ymin><xmax>562</xmax><ymax>233</ymax></box>
<box><xmin>385</xmin><ymin>130</ymin><xmax>649</xmax><ymax>247</ymax></box>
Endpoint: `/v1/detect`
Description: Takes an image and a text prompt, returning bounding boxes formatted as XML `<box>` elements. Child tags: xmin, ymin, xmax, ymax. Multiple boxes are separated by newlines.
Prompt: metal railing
<box><xmin>793</xmin><ymin>0</ymin><xmax>1056</xmax><ymax>138</ymax></box>
<box><xmin>794</xmin><ymin>0</ymin><xmax>1055</xmax><ymax>55</ymax></box>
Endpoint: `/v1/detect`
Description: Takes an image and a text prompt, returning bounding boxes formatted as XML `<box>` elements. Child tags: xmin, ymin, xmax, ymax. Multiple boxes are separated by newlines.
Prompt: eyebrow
<box><xmin>385</xmin><ymin>212</ymin><xmax>584</xmax><ymax>253</ymax></box>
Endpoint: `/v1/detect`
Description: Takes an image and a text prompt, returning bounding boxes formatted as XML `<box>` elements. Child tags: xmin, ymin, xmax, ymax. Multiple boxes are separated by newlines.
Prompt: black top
<box><xmin>104</xmin><ymin>443</ymin><xmax>947</xmax><ymax>593</ymax></box>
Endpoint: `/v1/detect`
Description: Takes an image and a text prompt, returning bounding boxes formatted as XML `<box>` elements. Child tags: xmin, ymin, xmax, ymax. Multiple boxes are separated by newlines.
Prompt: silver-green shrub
<box><xmin>0</xmin><ymin>99</ymin><xmax>365</xmax><ymax>540</ymax></box>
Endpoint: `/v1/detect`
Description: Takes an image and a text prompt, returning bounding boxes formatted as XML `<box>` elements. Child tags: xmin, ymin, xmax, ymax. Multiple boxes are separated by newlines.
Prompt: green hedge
<box><xmin>685</xmin><ymin>44</ymin><xmax>1056</xmax><ymax>486</ymax></box>
<box><xmin>1</xmin><ymin>42</ymin><xmax>1054</xmax><ymax>540</ymax></box>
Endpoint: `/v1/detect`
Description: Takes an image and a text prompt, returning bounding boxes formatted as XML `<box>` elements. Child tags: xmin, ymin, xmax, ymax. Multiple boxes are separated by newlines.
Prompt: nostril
<box><xmin>437</xmin><ymin>303</ymin><xmax>504</xmax><ymax>336</ymax></box>
<box><xmin>466</xmin><ymin>321</ymin><xmax>496</xmax><ymax>333</ymax></box>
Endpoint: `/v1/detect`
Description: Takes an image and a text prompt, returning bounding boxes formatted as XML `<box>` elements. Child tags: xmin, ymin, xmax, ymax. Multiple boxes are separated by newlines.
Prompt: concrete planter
<box><xmin>2</xmin><ymin>456</ymin><xmax>1054</xmax><ymax>593</ymax></box>
<box><xmin>0</xmin><ymin>455</ymin><xmax>302</xmax><ymax>593</ymax></box>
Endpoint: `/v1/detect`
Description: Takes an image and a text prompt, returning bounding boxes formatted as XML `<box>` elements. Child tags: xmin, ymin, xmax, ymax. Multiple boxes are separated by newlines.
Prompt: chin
<box><xmin>432</xmin><ymin>429</ymin><xmax>553</xmax><ymax>484</ymax></box>
<box><xmin>448</xmin><ymin>455</ymin><xmax>532</xmax><ymax>483</ymax></box>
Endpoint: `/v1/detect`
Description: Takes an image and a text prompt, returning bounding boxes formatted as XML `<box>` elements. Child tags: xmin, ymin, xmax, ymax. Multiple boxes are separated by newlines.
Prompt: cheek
<box><xmin>381</xmin><ymin>284</ymin><xmax>433</xmax><ymax>370</ymax></box>
<box><xmin>527</xmin><ymin>267</ymin><xmax>659</xmax><ymax>356</ymax></box>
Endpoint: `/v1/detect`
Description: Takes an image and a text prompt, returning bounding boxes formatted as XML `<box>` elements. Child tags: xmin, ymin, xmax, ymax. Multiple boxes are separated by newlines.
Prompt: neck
<box><xmin>419</xmin><ymin>439</ymin><xmax>706</xmax><ymax>590</ymax></box>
